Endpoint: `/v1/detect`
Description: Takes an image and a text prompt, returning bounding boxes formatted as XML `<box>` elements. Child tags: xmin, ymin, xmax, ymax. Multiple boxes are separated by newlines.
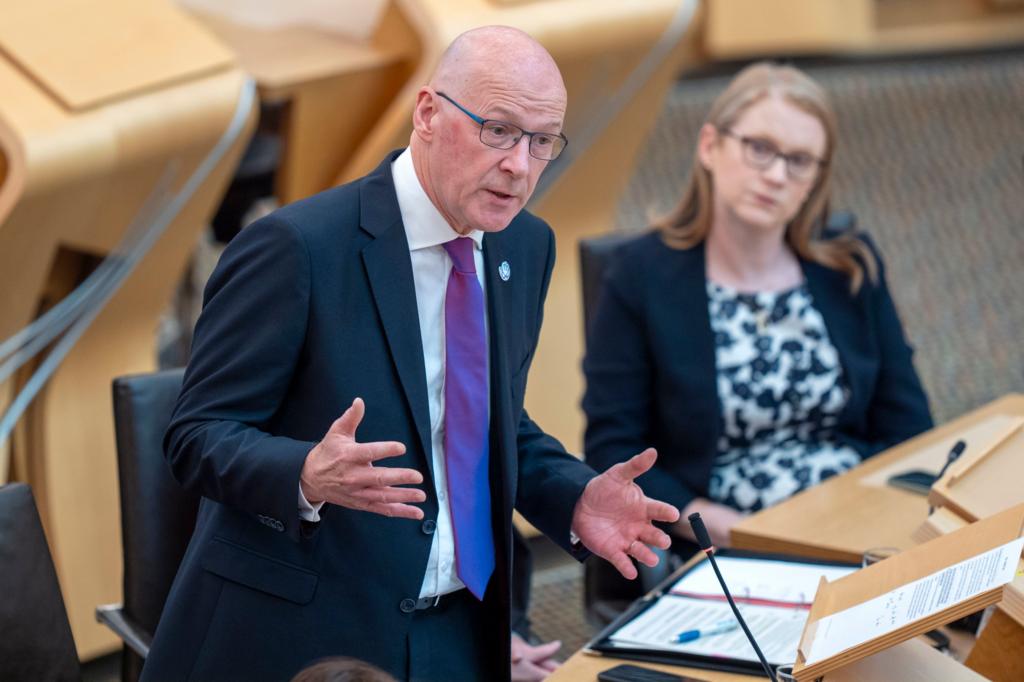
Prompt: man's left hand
<box><xmin>511</xmin><ymin>633</ymin><xmax>560</xmax><ymax>681</ymax></box>
<box><xmin>571</xmin><ymin>448</ymin><xmax>679</xmax><ymax>579</ymax></box>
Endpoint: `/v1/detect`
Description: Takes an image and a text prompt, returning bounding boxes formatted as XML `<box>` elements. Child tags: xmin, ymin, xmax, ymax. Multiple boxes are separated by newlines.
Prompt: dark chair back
<box><xmin>109</xmin><ymin>368</ymin><xmax>197</xmax><ymax>680</ymax></box>
<box><xmin>578</xmin><ymin>231</ymin><xmax>644</xmax><ymax>335</ymax></box>
<box><xmin>0</xmin><ymin>483</ymin><xmax>81</xmax><ymax>682</ymax></box>
<box><xmin>578</xmin><ymin>232</ymin><xmax>659</xmax><ymax>625</ymax></box>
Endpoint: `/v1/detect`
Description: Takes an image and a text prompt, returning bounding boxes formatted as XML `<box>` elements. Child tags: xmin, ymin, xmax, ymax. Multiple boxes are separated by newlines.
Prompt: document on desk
<box><xmin>606</xmin><ymin>556</ymin><xmax>857</xmax><ymax>666</ymax></box>
<box><xmin>669</xmin><ymin>556</ymin><xmax>855</xmax><ymax>607</ymax></box>
<box><xmin>806</xmin><ymin>537</ymin><xmax>1024</xmax><ymax>664</ymax></box>
<box><xmin>608</xmin><ymin>595</ymin><xmax>808</xmax><ymax>664</ymax></box>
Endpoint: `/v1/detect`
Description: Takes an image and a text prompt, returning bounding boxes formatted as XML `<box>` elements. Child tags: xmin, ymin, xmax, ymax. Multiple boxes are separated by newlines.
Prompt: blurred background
<box><xmin>0</xmin><ymin>0</ymin><xmax>1021</xmax><ymax>677</ymax></box>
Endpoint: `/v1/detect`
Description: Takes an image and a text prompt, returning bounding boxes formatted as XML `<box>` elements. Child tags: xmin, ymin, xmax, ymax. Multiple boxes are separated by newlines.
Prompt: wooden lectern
<box><xmin>0</xmin><ymin>0</ymin><xmax>254</xmax><ymax>658</ymax></box>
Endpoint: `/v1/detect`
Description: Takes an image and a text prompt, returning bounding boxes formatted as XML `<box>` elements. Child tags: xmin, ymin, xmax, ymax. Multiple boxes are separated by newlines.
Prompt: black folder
<box><xmin>585</xmin><ymin>549</ymin><xmax>857</xmax><ymax>677</ymax></box>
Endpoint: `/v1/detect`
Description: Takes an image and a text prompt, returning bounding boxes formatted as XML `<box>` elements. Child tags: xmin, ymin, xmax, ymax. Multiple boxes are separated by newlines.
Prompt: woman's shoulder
<box><xmin>605</xmin><ymin>229</ymin><xmax>703</xmax><ymax>279</ymax></box>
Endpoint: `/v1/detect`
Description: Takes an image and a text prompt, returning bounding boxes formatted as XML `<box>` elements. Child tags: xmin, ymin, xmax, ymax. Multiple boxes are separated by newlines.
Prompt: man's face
<box><xmin>421</xmin><ymin>76</ymin><xmax>566</xmax><ymax>234</ymax></box>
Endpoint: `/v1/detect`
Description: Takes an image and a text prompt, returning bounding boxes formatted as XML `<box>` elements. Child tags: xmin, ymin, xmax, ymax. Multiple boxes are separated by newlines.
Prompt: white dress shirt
<box><xmin>299</xmin><ymin>148</ymin><xmax>487</xmax><ymax>599</ymax></box>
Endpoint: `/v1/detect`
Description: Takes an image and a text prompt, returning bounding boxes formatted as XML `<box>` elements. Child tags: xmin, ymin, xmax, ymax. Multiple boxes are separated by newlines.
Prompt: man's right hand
<box><xmin>300</xmin><ymin>398</ymin><xmax>426</xmax><ymax>519</ymax></box>
<box><xmin>676</xmin><ymin>498</ymin><xmax>745</xmax><ymax>548</ymax></box>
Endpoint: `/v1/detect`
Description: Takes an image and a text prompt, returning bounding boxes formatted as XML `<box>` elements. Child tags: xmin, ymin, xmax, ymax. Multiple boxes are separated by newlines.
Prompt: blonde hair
<box><xmin>656</xmin><ymin>62</ymin><xmax>876</xmax><ymax>293</ymax></box>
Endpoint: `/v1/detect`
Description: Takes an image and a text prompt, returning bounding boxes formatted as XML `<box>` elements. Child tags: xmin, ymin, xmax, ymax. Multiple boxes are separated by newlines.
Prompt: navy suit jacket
<box><xmin>582</xmin><ymin>231</ymin><xmax>933</xmax><ymax>514</ymax></box>
<box><xmin>144</xmin><ymin>151</ymin><xmax>593</xmax><ymax>681</ymax></box>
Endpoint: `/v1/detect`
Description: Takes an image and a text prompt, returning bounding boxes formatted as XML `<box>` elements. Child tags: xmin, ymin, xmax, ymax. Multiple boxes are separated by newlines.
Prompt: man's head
<box><xmin>409</xmin><ymin>26</ymin><xmax>567</xmax><ymax>235</ymax></box>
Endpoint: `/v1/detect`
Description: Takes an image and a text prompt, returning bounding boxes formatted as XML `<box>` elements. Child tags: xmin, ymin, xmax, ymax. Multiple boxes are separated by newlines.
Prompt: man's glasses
<box><xmin>436</xmin><ymin>92</ymin><xmax>568</xmax><ymax>161</ymax></box>
<box><xmin>719</xmin><ymin>129</ymin><xmax>824</xmax><ymax>182</ymax></box>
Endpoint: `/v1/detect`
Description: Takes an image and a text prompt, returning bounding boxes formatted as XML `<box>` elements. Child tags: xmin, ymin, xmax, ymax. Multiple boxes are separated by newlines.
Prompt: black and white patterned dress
<box><xmin>706</xmin><ymin>281</ymin><xmax>861</xmax><ymax>513</ymax></box>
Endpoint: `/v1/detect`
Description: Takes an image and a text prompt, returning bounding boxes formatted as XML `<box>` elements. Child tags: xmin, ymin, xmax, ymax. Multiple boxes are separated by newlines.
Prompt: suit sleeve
<box><xmin>582</xmin><ymin>253</ymin><xmax>700</xmax><ymax>513</ymax></box>
<box><xmin>163</xmin><ymin>215</ymin><xmax>317</xmax><ymax>541</ymax></box>
<box><xmin>860</xmin><ymin>235</ymin><xmax>934</xmax><ymax>452</ymax></box>
<box><xmin>513</xmin><ymin>227</ymin><xmax>596</xmax><ymax>554</ymax></box>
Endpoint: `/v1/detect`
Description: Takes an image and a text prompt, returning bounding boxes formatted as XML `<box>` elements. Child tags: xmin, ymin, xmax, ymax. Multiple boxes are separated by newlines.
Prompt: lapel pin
<box><xmin>498</xmin><ymin>261</ymin><xmax>511</xmax><ymax>282</ymax></box>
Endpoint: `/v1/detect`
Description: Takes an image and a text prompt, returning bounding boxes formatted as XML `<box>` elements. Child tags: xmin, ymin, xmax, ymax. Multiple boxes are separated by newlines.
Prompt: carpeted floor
<box><xmin>528</xmin><ymin>47</ymin><xmax>1024</xmax><ymax>659</ymax></box>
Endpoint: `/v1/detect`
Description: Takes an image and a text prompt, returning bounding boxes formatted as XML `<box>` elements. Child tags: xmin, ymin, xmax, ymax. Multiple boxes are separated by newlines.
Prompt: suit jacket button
<box><xmin>421</xmin><ymin>519</ymin><xmax>436</xmax><ymax>535</ymax></box>
<box><xmin>399</xmin><ymin>598</ymin><xmax>416</xmax><ymax>613</ymax></box>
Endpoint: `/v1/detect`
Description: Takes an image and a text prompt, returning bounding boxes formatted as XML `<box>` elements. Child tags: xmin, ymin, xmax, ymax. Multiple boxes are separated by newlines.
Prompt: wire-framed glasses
<box><xmin>436</xmin><ymin>92</ymin><xmax>568</xmax><ymax>161</ymax></box>
<box><xmin>720</xmin><ymin>128</ymin><xmax>824</xmax><ymax>181</ymax></box>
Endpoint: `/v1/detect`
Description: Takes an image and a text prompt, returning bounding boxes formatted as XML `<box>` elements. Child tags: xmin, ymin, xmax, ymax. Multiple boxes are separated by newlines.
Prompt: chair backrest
<box><xmin>111</xmin><ymin>368</ymin><xmax>197</xmax><ymax>640</ymax></box>
<box><xmin>578</xmin><ymin>231</ymin><xmax>646</xmax><ymax>336</ymax></box>
<box><xmin>0</xmin><ymin>483</ymin><xmax>81</xmax><ymax>681</ymax></box>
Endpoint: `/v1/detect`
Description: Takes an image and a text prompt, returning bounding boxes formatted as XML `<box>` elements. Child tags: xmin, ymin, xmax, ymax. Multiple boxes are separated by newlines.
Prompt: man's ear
<box><xmin>696</xmin><ymin>123</ymin><xmax>719</xmax><ymax>172</ymax></box>
<box><xmin>412</xmin><ymin>88</ymin><xmax>439</xmax><ymax>142</ymax></box>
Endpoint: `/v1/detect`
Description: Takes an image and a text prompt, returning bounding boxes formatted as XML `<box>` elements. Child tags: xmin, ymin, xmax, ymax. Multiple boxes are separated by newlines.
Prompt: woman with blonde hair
<box><xmin>583</xmin><ymin>62</ymin><xmax>932</xmax><ymax>554</ymax></box>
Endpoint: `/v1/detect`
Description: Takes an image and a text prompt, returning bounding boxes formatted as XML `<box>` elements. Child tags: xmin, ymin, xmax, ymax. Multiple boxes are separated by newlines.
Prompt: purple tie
<box><xmin>442</xmin><ymin>237</ymin><xmax>494</xmax><ymax>600</ymax></box>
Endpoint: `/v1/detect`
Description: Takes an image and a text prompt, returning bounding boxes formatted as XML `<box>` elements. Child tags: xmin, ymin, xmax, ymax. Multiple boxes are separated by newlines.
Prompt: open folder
<box><xmin>585</xmin><ymin>550</ymin><xmax>857</xmax><ymax>676</ymax></box>
<box><xmin>793</xmin><ymin>502</ymin><xmax>1024</xmax><ymax>681</ymax></box>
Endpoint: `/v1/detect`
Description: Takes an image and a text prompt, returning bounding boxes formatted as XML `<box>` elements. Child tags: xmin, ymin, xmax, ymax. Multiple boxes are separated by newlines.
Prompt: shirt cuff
<box><xmin>298</xmin><ymin>484</ymin><xmax>325</xmax><ymax>522</ymax></box>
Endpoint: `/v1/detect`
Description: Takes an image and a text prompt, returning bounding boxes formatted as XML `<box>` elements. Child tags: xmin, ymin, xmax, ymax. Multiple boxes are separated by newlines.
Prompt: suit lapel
<box><xmin>359</xmin><ymin>157</ymin><xmax>433</xmax><ymax>470</ymax></box>
<box><xmin>482</xmin><ymin>231</ymin><xmax>516</xmax><ymax>512</ymax></box>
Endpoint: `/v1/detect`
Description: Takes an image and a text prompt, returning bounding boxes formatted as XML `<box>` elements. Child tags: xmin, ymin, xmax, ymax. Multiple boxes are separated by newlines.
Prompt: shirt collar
<box><xmin>391</xmin><ymin>148</ymin><xmax>484</xmax><ymax>252</ymax></box>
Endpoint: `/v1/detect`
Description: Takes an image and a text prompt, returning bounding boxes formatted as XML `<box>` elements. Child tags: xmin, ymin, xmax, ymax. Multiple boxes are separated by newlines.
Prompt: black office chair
<box><xmin>578</xmin><ymin>231</ymin><xmax>674</xmax><ymax>627</ymax></box>
<box><xmin>96</xmin><ymin>368</ymin><xmax>196</xmax><ymax>682</ymax></box>
<box><xmin>0</xmin><ymin>483</ymin><xmax>81</xmax><ymax>682</ymax></box>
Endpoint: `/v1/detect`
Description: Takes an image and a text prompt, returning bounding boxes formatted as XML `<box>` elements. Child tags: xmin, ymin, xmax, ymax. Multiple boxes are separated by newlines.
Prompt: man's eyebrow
<box><xmin>487</xmin><ymin>106</ymin><xmax>564</xmax><ymax>132</ymax></box>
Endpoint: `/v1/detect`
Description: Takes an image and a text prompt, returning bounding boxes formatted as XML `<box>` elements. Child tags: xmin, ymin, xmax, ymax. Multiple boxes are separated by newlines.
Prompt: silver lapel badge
<box><xmin>498</xmin><ymin>260</ymin><xmax>511</xmax><ymax>282</ymax></box>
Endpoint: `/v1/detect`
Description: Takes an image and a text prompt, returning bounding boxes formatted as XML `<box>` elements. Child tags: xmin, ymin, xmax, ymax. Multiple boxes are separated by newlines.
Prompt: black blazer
<box><xmin>144</xmin><ymin>151</ymin><xmax>593</xmax><ymax>681</ymax></box>
<box><xmin>582</xmin><ymin>231</ymin><xmax>932</xmax><ymax>514</ymax></box>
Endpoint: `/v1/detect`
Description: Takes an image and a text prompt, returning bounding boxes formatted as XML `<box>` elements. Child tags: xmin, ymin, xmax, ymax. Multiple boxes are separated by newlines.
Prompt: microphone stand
<box><xmin>689</xmin><ymin>512</ymin><xmax>778</xmax><ymax>682</ymax></box>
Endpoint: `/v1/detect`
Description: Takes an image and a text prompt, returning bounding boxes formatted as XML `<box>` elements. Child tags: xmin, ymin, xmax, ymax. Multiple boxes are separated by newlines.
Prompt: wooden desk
<box><xmin>550</xmin><ymin>636</ymin><xmax>981</xmax><ymax>681</ymax></box>
<box><xmin>732</xmin><ymin>393</ymin><xmax>1024</xmax><ymax>563</ymax></box>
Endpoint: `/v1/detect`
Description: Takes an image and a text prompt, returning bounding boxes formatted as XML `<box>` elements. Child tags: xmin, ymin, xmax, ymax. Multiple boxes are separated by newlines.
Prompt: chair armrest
<box><xmin>95</xmin><ymin>604</ymin><xmax>152</xmax><ymax>658</ymax></box>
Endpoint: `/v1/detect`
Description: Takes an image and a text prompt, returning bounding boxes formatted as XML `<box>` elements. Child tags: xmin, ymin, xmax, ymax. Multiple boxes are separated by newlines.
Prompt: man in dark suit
<box><xmin>144</xmin><ymin>26</ymin><xmax>678</xmax><ymax>681</ymax></box>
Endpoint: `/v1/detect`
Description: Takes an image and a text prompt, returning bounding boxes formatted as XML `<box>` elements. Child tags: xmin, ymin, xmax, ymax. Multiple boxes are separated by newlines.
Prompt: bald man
<box><xmin>145</xmin><ymin>26</ymin><xmax>678</xmax><ymax>681</ymax></box>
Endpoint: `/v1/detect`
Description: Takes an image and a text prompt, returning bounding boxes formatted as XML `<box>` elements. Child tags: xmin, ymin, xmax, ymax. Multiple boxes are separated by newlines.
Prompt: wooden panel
<box><xmin>189</xmin><ymin>9</ymin><xmax>406</xmax><ymax>99</ymax></box>
<box><xmin>0</xmin><ymin>0</ymin><xmax>233</xmax><ymax>111</ymax></box>
<box><xmin>965</xmin><ymin>607</ymin><xmax>1024</xmax><ymax>682</ymax></box>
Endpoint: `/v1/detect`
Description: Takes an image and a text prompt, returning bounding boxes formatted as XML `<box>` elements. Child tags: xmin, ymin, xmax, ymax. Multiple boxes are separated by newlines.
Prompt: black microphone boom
<box><xmin>688</xmin><ymin>513</ymin><xmax>778</xmax><ymax>681</ymax></box>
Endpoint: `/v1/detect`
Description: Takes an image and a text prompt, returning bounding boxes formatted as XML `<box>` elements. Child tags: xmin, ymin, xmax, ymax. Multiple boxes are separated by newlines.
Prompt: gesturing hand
<box><xmin>571</xmin><ymin>448</ymin><xmax>680</xmax><ymax>579</ymax></box>
<box><xmin>300</xmin><ymin>398</ymin><xmax>426</xmax><ymax>519</ymax></box>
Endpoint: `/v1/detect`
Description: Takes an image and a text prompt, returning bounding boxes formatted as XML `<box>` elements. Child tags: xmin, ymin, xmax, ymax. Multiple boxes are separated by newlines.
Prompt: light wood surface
<box><xmin>189</xmin><ymin>2</ymin><xmax>419</xmax><ymax>204</ymax></box>
<box><xmin>731</xmin><ymin>393</ymin><xmax>1024</xmax><ymax>563</ymax></box>
<box><xmin>550</xmin><ymin>637</ymin><xmax>981</xmax><ymax>681</ymax></box>
<box><xmin>0</xmin><ymin>2</ymin><xmax>254</xmax><ymax>659</ymax></box>
<box><xmin>966</xmin><ymin>607</ymin><xmax>1024</xmax><ymax>682</ymax></box>
<box><xmin>705</xmin><ymin>0</ymin><xmax>1024</xmax><ymax>58</ymax></box>
<box><xmin>0</xmin><ymin>0</ymin><xmax>234</xmax><ymax>111</ymax></box>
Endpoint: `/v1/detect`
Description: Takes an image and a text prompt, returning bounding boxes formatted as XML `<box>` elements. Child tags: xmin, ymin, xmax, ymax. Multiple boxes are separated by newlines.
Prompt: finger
<box><xmin>628</xmin><ymin>542</ymin><xmax>660</xmax><ymax>568</ymax></box>
<box><xmin>511</xmin><ymin>659</ymin><xmax>549</xmax><ymax>680</ymax></box>
<box><xmin>645</xmin><ymin>499</ymin><xmax>680</xmax><ymax>524</ymax></box>
<box><xmin>638</xmin><ymin>526</ymin><xmax>672</xmax><ymax>550</ymax></box>
<box><xmin>540</xmin><ymin>658</ymin><xmax>560</xmax><ymax>673</ymax></box>
<box><xmin>330</xmin><ymin>397</ymin><xmax>365</xmax><ymax>438</ymax></box>
<box><xmin>343</xmin><ymin>466</ymin><xmax>423</xmax><ymax>488</ymax></box>
<box><xmin>606</xmin><ymin>551</ymin><xmax>638</xmax><ymax>580</ymax></box>
<box><xmin>354</xmin><ymin>440</ymin><xmax>408</xmax><ymax>464</ymax></box>
<box><xmin>607</xmin><ymin>447</ymin><xmax>657</xmax><ymax>483</ymax></box>
<box><xmin>524</xmin><ymin>639</ymin><xmax>561</xmax><ymax>662</ymax></box>
<box><xmin>351</xmin><ymin>486</ymin><xmax>427</xmax><ymax>504</ymax></box>
<box><xmin>365</xmin><ymin>501</ymin><xmax>424</xmax><ymax>520</ymax></box>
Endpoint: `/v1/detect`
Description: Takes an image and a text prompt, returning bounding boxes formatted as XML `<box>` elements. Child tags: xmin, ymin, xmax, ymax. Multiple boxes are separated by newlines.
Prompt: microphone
<box><xmin>688</xmin><ymin>512</ymin><xmax>777</xmax><ymax>682</ymax></box>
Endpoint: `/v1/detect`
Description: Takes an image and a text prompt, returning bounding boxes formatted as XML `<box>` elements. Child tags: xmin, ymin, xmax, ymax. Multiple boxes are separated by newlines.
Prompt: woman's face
<box><xmin>699</xmin><ymin>95</ymin><xmax>827</xmax><ymax>235</ymax></box>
